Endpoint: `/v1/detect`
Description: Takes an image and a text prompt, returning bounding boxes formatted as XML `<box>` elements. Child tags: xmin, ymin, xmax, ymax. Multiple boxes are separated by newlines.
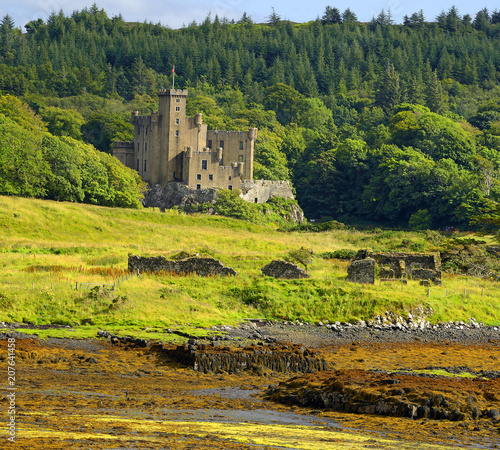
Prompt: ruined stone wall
<box><xmin>240</xmin><ymin>180</ymin><xmax>295</xmax><ymax>204</ymax></box>
<box><xmin>350</xmin><ymin>250</ymin><xmax>442</xmax><ymax>284</ymax></box>
<box><xmin>346</xmin><ymin>258</ymin><xmax>376</xmax><ymax>284</ymax></box>
<box><xmin>128</xmin><ymin>255</ymin><xmax>236</xmax><ymax>277</ymax></box>
<box><xmin>261</xmin><ymin>260</ymin><xmax>310</xmax><ymax>279</ymax></box>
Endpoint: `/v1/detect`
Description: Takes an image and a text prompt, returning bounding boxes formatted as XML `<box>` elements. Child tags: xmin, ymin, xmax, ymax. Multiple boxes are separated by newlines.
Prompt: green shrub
<box><xmin>279</xmin><ymin>220</ymin><xmax>348</xmax><ymax>232</ymax></box>
<box><xmin>319</xmin><ymin>249</ymin><xmax>357</xmax><ymax>260</ymax></box>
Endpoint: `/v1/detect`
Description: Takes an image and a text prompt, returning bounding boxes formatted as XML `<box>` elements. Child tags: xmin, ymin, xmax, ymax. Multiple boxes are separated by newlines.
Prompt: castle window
<box><xmin>176</xmin><ymin>98</ymin><xmax>181</xmax><ymax>103</ymax></box>
<box><xmin>207</xmin><ymin>140</ymin><xmax>212</xmax><ymax>149</ymax></box>
<box><xmin>201</xmin><ymin>160</ymin><xmax>207</xmax><ymax>170</ymax></box>
<box><xmin>254</xmin><ymin>198</ymin><xmax>258</xmax><ymax>203</ymax></box>
<box><xmin>144</xmin><ymin>160</ymin><xmax>147</xmax><ymax>171</ymax></box>
<box><xmin>175</xmin><ymin>118</ymin><xmax>180</xmax><ymax>125</ymax></box>
<box><xmin>175</xmin><ymin>130</ymin><xmax>179</xmax><ymax>137</ymax></box>
<box><xmin>175</xmin><ymin>106</ymin><xmax>181</xmax><ymax>112</ymax></box>
<box><xmin>239</xmin><ymin>141</ymin><xmax>243</xmax><ymax>150</ymax></box>
<box><xmin>208</xmin><ymin>174</ymin><xmax>213</xmax><ymax>181</ymax></box>
<box><xmin>228</xmin><ymin>185</ymin><xmax>233</xmax><ymax>190</ymax></box>
<box><xmin>145</xmin><ymin>143</ymin><xmax>147</xmax><ymax>152</ymax></box>
<box><xmin>196</xmin><ymin>184</ymin><xmax>201</xmax><ymax>190</ymax></box>
<box><xmin>228</xmin><ymin>176</ymin><xmax>232</xmax><ymax>181</ymax></box>
<box><xmin>219</xmin><ymin>140</ymin><xmax>224</xmax><ymax>149</ymax></box>
<box><xmin>238</xmin><ymin>155</ymin><xmax>244</xmax><ymax>162</ymax></box>
<box><xmin>137</xmin><ymin>159</ymin><xmax>140</xmax><ymax>171</ymax></box>
<box><xmin>137</xmin><ymin>143</ymin><xmax>139</xmax><ymax>152</ymax></box>
<box><xmin>197</xmin><ymin>174</ymin><xmax>201</xmax><ymax>180</ymax></box>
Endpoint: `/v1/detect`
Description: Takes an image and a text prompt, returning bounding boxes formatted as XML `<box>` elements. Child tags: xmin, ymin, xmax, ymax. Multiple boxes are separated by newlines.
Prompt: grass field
<box><xmin>1</xmin><ymin>195</ymin><xmax>499</xmax><ymax>338</ymax></box>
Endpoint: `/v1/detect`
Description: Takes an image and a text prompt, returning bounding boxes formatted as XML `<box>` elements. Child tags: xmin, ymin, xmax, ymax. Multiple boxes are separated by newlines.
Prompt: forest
<box><xmin>1</xmin><ymin>4</ymin><xmax>500</xmax><ymax>229</ymax></box>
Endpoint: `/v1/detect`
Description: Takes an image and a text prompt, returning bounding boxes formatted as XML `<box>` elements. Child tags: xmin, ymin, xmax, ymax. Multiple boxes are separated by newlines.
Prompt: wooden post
<box><xmin>427</xmin><ymin>288</ymin><xmax>430</xmax><ymax>297</ymax></box>
<box><xmin>76</xmin><ymin>282</ymin><xmax>79</xmax><ymax>291</ymax></box>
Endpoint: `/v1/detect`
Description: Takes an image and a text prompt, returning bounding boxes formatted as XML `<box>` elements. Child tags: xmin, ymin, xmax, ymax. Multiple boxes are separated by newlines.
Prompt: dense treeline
<box><xmin>0</xmin><ymin>95</ymin><xmax>145</xmax><ymax>207</ymax></box>
<box><xmin>2</xmin><ymin>5</ymin><xmax>500</xmax><ymax>227</ymax></box>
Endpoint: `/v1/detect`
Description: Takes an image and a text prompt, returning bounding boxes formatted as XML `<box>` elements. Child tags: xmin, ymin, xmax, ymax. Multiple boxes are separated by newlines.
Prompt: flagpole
<box><xmin>172</xmin><ymin>65</ymin><xmax>175</xmax><ymax>89</ymax></box>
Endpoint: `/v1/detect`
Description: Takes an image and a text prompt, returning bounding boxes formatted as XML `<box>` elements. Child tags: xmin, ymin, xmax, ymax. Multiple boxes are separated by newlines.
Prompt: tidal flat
<box><xmin>1</xmin><ymin>331</ymin><xmax>500</xmax><ymax>449</ymax></box>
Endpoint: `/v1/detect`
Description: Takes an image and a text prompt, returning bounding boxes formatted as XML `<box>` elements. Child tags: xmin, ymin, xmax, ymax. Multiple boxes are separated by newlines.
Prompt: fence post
<box><xmin>76</xmin><ymin>282</ymin><xmax>79</xmax><ymax>291</ymax></box>
<box><xmin>427</xmin><ymin>288</ymin><xmax>430</xmax><ymax>297</ymax></box>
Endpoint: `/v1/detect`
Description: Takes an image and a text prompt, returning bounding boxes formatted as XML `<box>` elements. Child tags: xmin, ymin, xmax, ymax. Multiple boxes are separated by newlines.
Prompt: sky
<box><xmin>2</xmin><ymin>0</ymin><xmax>499</xmax><ymax>31</ymax></box>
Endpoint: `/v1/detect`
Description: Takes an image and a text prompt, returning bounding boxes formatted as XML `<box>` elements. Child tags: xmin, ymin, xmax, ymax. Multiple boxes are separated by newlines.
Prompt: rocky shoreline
<box><xmin>1</xmin><ymin>315</ymin><xmax>500</xmax><ymax>348</ymax></box>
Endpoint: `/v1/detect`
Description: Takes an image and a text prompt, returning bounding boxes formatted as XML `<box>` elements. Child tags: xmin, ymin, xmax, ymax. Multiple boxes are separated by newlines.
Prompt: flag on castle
<box><xmin>172</xmin><ymin>65</ymin><xmax>175</xmax><ymax>88</ymax></box>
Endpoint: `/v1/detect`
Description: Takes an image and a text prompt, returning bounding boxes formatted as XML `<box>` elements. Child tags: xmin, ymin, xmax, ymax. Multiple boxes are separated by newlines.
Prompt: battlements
<box><xmin>157</xmin><ymin>88</ymin><xmax>188</xmax><ymax>96</ymax></box>
<box><xmin>114</xmin><ymin>89</ymin><xmax>256</xmax><ymax>190</ymax></box>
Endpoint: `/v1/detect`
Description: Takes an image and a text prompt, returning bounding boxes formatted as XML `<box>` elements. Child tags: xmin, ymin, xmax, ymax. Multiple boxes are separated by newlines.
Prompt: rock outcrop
<box><xmin>265</xmin><ymin>368</ymin><xmax>500</xmax><ymax>422</ymax></box>
<box><xmin>157</xmin><ymin>341</ymin><xmax>328</xmax><ymax>374</ymax></box>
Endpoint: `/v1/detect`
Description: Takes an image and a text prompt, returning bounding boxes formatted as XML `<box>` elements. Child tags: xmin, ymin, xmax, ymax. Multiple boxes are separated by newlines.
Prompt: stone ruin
<box><xmin>261</xmin><ymin>260</ymin><xmax>310</xmax><ymax>279</ymax></box>
<box><xmin>346</xmin><ymin>250</ymin><xmax>442</xmax><ymax>285</ymax></box>
<box><xmin>156</xmin><ymin>341</ymin><xmax>328</xmax><ymax>374</ymax></box>
<box><xmin>128</xmin><ymin>255</ymin><xmax>236</xmax><ymax>277</ymax></box>
<box><xmin>346</xmin><ymin>258</ymin><xmax>376</xmax><ymax>284</ymax></box>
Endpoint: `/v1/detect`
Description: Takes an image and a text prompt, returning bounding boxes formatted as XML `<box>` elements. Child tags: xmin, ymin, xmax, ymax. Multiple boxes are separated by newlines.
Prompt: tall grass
<box><xmin>0</xmin><ymin>195</ymin><xmax>499</xmax><ymax>334</ymax></box>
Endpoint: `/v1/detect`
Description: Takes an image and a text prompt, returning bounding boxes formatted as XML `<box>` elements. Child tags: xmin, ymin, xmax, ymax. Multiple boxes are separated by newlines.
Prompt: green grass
<box><xmin>0</xmin><ymin>195</ymin><xmax>499</xmax><ymax>339</ymax></box>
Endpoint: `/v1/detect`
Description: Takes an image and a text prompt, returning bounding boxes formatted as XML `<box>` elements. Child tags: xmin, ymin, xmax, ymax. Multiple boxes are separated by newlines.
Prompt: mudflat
<box><xmin>1</xmin><ymin>324</ymin><xmax>500</xmax><ymax>449</ymax></box>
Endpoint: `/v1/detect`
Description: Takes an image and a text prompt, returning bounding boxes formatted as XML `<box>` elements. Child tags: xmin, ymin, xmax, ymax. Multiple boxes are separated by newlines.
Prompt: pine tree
<box><xmin>375</xmin><ymin>62</ymin><xmax>401</xmax><ymax>115</ymax></box>
<box><xmin>267</xmin><ymin>8</ymin><xmax>281</xmax><ymax>26</ymax></box>
<box><xmin>424</xmin><ymin>67</ymin><xmax>445</xmax><ymax>114</ymax></box>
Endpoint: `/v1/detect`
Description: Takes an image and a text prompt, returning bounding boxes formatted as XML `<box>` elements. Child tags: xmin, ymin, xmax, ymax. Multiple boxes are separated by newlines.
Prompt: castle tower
<box><xmin>157</xmin><ymin>89</ymin><xmax>189</xmax><ymax>185</ymax></box>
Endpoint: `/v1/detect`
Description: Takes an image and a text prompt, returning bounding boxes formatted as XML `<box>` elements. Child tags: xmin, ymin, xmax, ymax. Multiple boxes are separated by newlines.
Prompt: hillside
<box><xmin>0</xmin><ymin>196</ymin><xmax>499</xmax><ymax>339</ymax></box>
<box><xmin>2</xmin><ymin>7</ymin><xmax>500</xmax><ymax>229</ymax></box>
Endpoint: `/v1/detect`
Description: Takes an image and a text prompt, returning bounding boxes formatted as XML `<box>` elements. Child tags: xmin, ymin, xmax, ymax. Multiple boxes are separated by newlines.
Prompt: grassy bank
<box><xmin>0</xmin><ymin>196</ymin><xmax>499</xmax><ymax>338</ymax></box>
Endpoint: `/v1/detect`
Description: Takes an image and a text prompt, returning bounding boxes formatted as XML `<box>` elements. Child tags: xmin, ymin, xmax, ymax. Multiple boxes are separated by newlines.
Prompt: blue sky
<box><xmin>3</xmin><ymin>0</ymin><xmax>499</xmax><ymax>30</ymax></box>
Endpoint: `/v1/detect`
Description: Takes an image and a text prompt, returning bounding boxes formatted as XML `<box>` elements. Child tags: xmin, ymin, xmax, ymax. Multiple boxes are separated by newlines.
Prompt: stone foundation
<box><xmin>261</xmin><ymin>260</ymin><xmax>310</xmax><ymax>279</ymax></box>
<box><xmin>128</xmin><ymin>255</ymin><xmax>236</xmax><ymax>277</ymax></box>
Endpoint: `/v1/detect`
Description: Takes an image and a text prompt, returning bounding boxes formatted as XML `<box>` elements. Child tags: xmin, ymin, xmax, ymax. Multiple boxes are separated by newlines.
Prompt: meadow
<box><xmin>1</xmin><ymin>195</ymin><xmax>499</xmax><ymax>339</ymax></box>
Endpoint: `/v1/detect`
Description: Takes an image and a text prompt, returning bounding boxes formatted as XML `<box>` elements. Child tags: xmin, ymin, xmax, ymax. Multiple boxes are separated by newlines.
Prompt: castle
<box><xmin>113</xmin><ymin>89</ymin><xmax>257</xmax><ymax>192</ymax></box>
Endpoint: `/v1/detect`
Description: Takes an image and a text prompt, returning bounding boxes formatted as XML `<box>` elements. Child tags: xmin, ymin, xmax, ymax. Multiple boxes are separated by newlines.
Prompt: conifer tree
<box><xmin>375</xmin><ymin>62</ymin><xmax>401</xmax><ymax>115</ymax></box>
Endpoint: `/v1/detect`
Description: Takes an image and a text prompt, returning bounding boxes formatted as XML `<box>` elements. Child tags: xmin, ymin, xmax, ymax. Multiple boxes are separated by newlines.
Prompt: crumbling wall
<box><xmin>261</xmin><ymin>260</ymin><xmax>310</xmax><ymax>279</ymax></box>
<box><xmin>346</xmin><ymin>258</ymin><xmax>376</xmax><ymax>284</ymax></box>
<box><xmin>349</xmin><ymin>250</ymin><xmax>441</xmax><ymax>285</ymax></box>
<box><xmin>128</xmin><ymin>255</ymin><xmax>236</xmax><ymax>277</ymax></box>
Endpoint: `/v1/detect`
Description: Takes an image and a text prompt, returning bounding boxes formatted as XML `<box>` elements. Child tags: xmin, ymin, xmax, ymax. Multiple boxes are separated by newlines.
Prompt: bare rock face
<box><xmin>128</xmin><ymin>255</ymin><xmax>236</xmax><ymax>277</ymax></box>
<box><xmin>142</xmin><ymin>182</ymin><xmax>218</xmax><ymax>211</ymax></box>
<box><xmin>156</xmin><ymin>341</ymin><xmax>328</xmax><ymax>374</ymax></box>
<box><xmin>261</xmin><ymin>260</ymin><xmax>310</xmax><ymax>279</ymax></box>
